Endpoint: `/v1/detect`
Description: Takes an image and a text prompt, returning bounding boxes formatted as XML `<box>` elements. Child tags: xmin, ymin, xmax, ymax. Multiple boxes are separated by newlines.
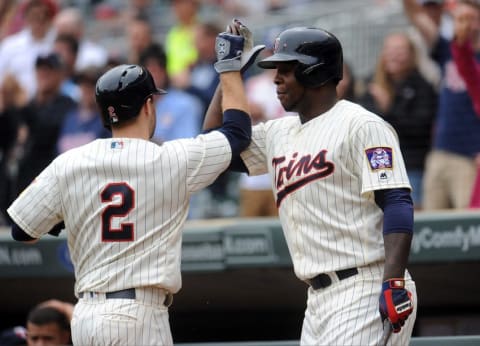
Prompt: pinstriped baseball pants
<box><xmin>71</xmin><ymin>287</ymin><xmax>173</xmax><ymax>346</ymax></box>
<box><xmin>300</xmin><ymin>262</ymin><xmax>417</xmax><ymax>346</ymax></box>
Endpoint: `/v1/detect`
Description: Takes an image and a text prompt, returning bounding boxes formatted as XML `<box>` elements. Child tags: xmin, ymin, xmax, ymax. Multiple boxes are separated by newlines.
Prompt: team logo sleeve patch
<box><xmin>365</xmin><ymin>147</ymin><xmax>393</xmax><ymax>170</ymax></box>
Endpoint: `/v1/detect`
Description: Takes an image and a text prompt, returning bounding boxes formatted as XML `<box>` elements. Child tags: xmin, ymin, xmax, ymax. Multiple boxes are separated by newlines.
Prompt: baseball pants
<box><xmin>71</xmin><ymin>287</ymin><xmax>173</xmax><ymax>346</ymax></box>
<box><xmin>301</xmin><ymin>262</ymin><xmax>417</xmax><ymax>346</ymax></box>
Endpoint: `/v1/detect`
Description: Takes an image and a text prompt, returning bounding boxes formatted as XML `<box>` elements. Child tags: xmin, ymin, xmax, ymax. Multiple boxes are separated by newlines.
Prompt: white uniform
<box><xmin>241</xmin><ymin>100</ymin><xmax>417</xmax><ymax>345</ymax></box>
<box><xmin>7</xmin><ymin>131</ymin><xmax>232</xmax><ymax>346</ymax></box>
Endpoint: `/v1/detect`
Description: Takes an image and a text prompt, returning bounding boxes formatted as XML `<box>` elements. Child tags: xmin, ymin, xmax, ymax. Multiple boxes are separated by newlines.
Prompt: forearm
<box><xmin>220</xmin><ymin>71</ymin><xmax>249</xmax><ymax>114</ymax></box>
<box><xmin>403</xmin><ymin>0</ymin><xmax>439</xmax><ymax>50</ymax></box>
<box><xmin>383</xmin><ymin>232</ymin><xmax>413</xmax><ymax>280</ymax></box>
<box><xmin>375</xmin><ymin>188</ymin><xmax>414</xmax><ymax>280</ymax></box>
<box><xmin>203</xmin><ymin>84</ymin><xmax>223</xmax><ymax>130</ymax></box>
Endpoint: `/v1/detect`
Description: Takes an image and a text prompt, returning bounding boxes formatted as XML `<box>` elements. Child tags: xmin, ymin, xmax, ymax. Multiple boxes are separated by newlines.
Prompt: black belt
<box><xmin>308</xmin><ymin>267</ymin><xmax>358</xmax><ymax>290</ymax></box>
<box><xmin>78</xmin><ymin>288</ymin><xmax>173</xmax><ymax>307</ymax></box>
<box><xmin>79</xmin><ymin>288</ymin><xmax>136</xmax><ymax>299</ymax></box>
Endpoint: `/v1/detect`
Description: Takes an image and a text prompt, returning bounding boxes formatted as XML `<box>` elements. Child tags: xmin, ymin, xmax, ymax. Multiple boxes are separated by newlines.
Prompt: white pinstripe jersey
<box><xmin>7</xmin><ymin>131</ymin><xmax>231</xmax><ymax>296</ymax></box>
<box><xmin>241</xmin><ymin>100</ymin><xmax>411</xmax><ymax>280</ymax></box>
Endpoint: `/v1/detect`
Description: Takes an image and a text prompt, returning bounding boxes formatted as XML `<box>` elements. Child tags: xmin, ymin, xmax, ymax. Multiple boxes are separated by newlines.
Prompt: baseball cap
<box><xmin>35</xmin><ymin>52</ymin><xmax>65</xmax><ymax>69</ymax></box>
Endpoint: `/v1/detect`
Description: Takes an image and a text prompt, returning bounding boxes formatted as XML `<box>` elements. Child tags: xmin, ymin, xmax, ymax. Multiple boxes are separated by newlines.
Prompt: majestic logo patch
<box><xmin>365</xmin><ymin>147</ymin><xmax>393</xmax><ymax>170</ymax></box>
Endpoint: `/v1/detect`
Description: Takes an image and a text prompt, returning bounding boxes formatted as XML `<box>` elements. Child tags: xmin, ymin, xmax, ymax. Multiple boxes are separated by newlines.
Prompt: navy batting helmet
<box><xmin>257</xmin><ymin>27</ymin><xmax>343</xmax><ymax>88</ymax></box>
<box><xmin>95</xmin><ymin>64</ymin><xmax>166</xmax><ymax>128</ymax></box>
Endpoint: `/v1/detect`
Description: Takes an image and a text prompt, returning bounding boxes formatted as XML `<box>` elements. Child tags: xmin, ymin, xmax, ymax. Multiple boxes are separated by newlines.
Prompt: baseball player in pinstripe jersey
<box><xmin>205</xmin><ymin>22</ymin><xmax>417</xmax><ymax>346</ymax></box>
<box><xmin>7</xmin><ymin>29</ymin><xmax>260</xmax><ymax>345</ymax></box>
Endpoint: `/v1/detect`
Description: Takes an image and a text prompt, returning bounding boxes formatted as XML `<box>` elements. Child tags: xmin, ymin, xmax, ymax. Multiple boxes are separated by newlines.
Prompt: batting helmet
<box><xmin>95</xmin><ymin>64</ymin><xmax>166</xmax><ymax>128</ymax></box>
<box><xmin>257</xmin><ymin>27</ymin><xmax>343</xmax><ymax>88</ymax></box>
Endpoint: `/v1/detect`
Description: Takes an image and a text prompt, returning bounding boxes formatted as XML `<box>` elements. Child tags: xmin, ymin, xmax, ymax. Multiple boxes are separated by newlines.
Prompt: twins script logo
<box><xmin>272</xmin><ymin>150</ymin><xmax>334</xmax><ymax>207</ymax></box>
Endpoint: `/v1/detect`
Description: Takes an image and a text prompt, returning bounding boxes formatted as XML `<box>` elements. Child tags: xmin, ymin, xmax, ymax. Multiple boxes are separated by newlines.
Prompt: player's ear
<box><xmin>144</xmin><ymin>96</ymin><xmax>155</xmax><ymax>116</ymax></box>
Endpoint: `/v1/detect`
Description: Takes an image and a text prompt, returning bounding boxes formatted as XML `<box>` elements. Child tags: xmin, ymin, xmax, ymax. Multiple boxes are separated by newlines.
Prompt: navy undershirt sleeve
<box><xmin>374</xmin><ymin>188</ymin><xmax>414</xmax><ymax>235</ymax></box>
<box><xmin>206</xmin><ymin>109</ymin><xmax>251</xmax><ymax>171</ymax></box>
<box><xmin>216</xmin><ymin>109</ymin><xmax>251</xmax><ymax>157</ymax></box>
<box><xmin>11</xmin><ymin>223</ymin><xmax>36</xmax><ymax>241</ymax></box>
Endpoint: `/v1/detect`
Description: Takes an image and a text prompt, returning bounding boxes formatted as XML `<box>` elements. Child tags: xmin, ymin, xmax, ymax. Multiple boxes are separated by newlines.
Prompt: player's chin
<box><xmin>277</xmin><ymin>94</ymin><xmax>292</xmax><ymax>111</ymax></box>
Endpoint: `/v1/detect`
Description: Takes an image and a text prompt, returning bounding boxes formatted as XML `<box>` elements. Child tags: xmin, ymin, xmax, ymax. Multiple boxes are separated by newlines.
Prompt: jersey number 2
<box><xmin>101</xmin><ymin>182</ymin><xmax>135</xmax><ymax>241</ymax></box>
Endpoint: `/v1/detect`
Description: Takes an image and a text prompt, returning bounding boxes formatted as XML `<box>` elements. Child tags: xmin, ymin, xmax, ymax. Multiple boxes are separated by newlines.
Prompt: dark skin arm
<box><xmin>383</xmin><ymin>232</ymin><xmax>413</xmax><ymax>281</ymax></box>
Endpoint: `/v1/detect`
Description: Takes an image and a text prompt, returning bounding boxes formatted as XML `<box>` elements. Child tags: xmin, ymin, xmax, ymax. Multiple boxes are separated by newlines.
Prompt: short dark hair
<box><xmin>27</xmin><ymin>306</ymin><xmax>70</xmax><ymax>331</ymax></box>
<box><xmin>139</xmin><ymin>43</ymin><xmax>167</xmax><ymax>69</ymax></box>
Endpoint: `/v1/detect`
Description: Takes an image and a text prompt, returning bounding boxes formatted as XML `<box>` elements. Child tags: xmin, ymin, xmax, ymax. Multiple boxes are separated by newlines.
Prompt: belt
<box><xmin>307</xmin><ymin>267</ymin><xmax>358</xmax><ymax>290</ymax></box>
<box><xmin>79</xmin><ymin>288</ymin><xmax>136</xmax><ymax>299</ymax></box>
<box><xmin>79</xmin><ymin>288</ymin><xmax>173</xmax><ymax>307</ymax></box>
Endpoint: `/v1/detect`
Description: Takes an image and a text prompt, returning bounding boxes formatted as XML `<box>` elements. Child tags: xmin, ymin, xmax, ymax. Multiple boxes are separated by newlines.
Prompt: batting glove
<box><xmin>379</xmin><ymin>278</ymin><xmax>414</xmax><ymax>333</ymax></box>
<box><xmin>214</xmin><ymin>32</ymin><xmax>244</xmax><ymax>73</ymax></box>
<box><xmin>226</xmin><ymin>19</ymin><xmax>266</xmax><ymax>73</ymax></box>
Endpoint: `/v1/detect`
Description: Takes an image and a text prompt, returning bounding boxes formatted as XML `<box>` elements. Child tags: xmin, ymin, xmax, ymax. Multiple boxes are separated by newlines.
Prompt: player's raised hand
<box><xmin>226</xmin><ymin>18</ymin><xmax>265</xmax><ymax>73</ymax></box>
<box><xmin>214</xmin><ymin>32</ymin><xmax>244</xmax><ymax>73</ymax></box>
<box><xmin>379</xmin><ymin>278</ymin><xmax>414</xmax><ymax>333</ymax></box>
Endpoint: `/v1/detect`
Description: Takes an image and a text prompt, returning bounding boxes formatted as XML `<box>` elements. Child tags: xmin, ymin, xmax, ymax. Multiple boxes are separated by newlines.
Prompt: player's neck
<box><xmin>112</xmin><ymin>125</ymin><xmax>150</xmax><ymax>141</ymax></box>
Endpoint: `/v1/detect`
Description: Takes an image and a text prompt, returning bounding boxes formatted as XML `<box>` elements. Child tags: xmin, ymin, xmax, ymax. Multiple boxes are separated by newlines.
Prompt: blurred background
<box><xmin>1</xmin><ymin>0</ymin><xmax>480</xmax><ymax>344</ymax></box>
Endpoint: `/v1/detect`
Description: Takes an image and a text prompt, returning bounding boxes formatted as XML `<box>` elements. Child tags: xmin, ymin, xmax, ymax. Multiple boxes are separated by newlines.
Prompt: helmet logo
<box><xmin>108</xmin><ymin>106</ymin><xmax>119</xmax><ymax>123</ymax></box>
<box><xmin>273</xmin><ymin>37</ymin><xmax>280</xmax><ymax>53</ymax></box>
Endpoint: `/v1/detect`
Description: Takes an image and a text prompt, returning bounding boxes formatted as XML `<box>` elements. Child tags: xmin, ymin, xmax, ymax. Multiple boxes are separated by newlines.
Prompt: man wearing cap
<box><xmin>0</xmin><ymin>0</ymin><xmax>59</xmax><ymax>100</ymax></box>
<box><xmin>15</xmin><ymin>52</ymin><xmax>77</xmax><ymax>195</ymax></box>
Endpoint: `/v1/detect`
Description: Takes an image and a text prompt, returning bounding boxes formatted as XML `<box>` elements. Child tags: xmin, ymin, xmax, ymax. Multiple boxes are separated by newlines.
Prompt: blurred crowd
<box><xmin>0</xmin><ymin>0</ymin><xmax>479</xmax><ymax>227</ymax></box>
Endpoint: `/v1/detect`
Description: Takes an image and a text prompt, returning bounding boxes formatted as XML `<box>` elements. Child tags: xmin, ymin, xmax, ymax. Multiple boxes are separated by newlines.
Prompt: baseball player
<box><xmin>204</xmin><ymin>23</ymin><xmax>417</xmax><ymax>346</ymax></box>
<box><xmin>7</xmin><ymin>29</ymin><xmax>257</xmax><ymax>346</ymax></box>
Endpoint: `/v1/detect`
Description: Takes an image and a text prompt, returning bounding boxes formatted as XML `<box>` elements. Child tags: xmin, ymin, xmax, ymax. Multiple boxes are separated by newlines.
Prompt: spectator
<box><xmin>0</xmin><ymin>75</ymin><xmax>28</xmax><ymax>225</ymax></box>
<box><xmin>15</xmin><ymin>52</ymin><xmax>77</xmax><ymax>195</ymax></box>
<box><xmin>53</xmin><ymin>7</ymin><xmax>109</xmax><ymax>72</ymax></box>
<box><xmin>126</xmin><ymin>16</ymin><xmax>154</xmax><ymax>64</ymax></box>
<box><xmin>404</xmin><ymin>0</ymin><xmax>480</xmax><ymax>209</ymax></box>
<box><xmin>165</xmin><ymin>0</ymin><xmax>199</xmax><ymax>85</ymax></box>
<box><xmin>174</xmin><ymin>21</ymin><xmax>222</xmax><ymax>116</ymax></box>
<box><xmin>0</xmin><ymin>299</ymin><xmax>73</xmax><ymax>346</ymax></box>
<box><xmin>121</xmin><ymin>0</ymin><xmax>156</xmax><ymax>27</ymax></box>
<box><xmin>448</xmin><ymin>0</ymin><xmax>480</xmax><ymax>208</ymax></box>
<box><xmin>405</xmin><ymin>0</ymin><xmax>450</xmax><ymax>89</ymax></box>
<box><xmin>0</xmin><ymin>0</ymin><xmax>58</xmax><ymax>100</ymax></box>
<box><xmin>57</xmin><ymin>67</ymin><xmax>110</xmax><ymax>154</ymax></box>
<box><xmin>53</xmin><ymin>34</ymin><xmax>81</xmax><ymax>102</ymax></box>
<box><xmin>359</xmin><ymin>31</ymin><xmax>437</xmax><ymax>209</ymax></box>
<box><xmin>140</xmin><ymin>43</ymin><xmax>203</xmax><ymax>144</ymax></box>
<box><xmin>26</xmin><ymin>301</ymin><xmax>72</xmax><ymax>346</ymax></box>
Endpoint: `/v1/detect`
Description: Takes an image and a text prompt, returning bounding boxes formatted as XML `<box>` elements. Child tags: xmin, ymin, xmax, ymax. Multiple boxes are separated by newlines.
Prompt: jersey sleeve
<box><xmin>351</xmin><ymin>120</ymin><xmax>411</xmax><ymax>194</ymax></box>
<box><xmin>184</xmin><ymin>130</ymin><xmax>233</xmax><ymax>193</ymax></box>
<box><xmin>7</xmin><ymin>161</ymin><xmax>63</xmax><ymax>238</ymax></box>
<box><xmin>240</xmin><ymin>122</ymin><xmax>269</xmax><ymax>176</ymax></box>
